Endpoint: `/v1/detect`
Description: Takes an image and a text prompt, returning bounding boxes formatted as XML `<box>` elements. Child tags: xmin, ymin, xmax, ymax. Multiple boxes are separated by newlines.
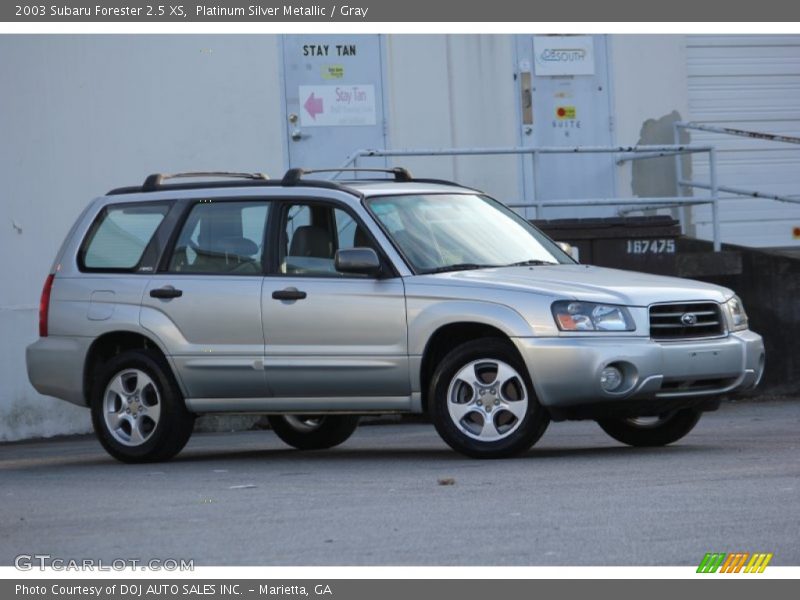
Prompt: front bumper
<box><xmin>513</xmin><ymin>330</ymin><xmax>765</xmax><ymax>419</ymax></box>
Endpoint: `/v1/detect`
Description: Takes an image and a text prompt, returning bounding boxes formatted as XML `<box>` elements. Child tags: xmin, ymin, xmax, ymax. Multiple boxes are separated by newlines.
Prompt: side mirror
<box><xmin>334</xmin><ymin>247</ymin><xmax>382</xmax><ymax>276</ymax></box>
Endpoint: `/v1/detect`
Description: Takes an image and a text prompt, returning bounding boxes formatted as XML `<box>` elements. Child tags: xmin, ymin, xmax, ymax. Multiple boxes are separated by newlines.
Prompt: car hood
<box><xmin>415</xmin><ymin>264</ymin><xmax>734</xmax><ymax>306</ymax></box>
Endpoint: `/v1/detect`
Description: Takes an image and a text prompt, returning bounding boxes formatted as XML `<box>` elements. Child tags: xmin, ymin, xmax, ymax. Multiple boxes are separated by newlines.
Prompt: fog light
<box><xmin>600</xmin><ymin>366</ymin><xmax>623</xmax><ymax>392</ymax></box>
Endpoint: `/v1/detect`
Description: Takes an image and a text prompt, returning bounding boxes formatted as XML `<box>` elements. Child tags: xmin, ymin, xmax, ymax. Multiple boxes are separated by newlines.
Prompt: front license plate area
<box><xmin>663</xmin><ymin>343</ymin><xmax>741</xmax><ymax>379</ymax></box>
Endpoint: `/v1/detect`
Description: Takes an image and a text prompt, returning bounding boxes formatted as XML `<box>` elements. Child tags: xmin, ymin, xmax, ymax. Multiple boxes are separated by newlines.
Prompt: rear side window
<box><xmin>81</xmin><ymin>204</ymin><xmax>169</xmax><ymax>270</ymax></box>
<box><xmin>168</xmin><ymin>201</ymin><xmax>269</xmax><ymax>275</ymax></box>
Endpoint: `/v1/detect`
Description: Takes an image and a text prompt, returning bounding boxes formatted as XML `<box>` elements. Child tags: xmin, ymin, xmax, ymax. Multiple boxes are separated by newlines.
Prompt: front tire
<box><xmin>597</xmin><ymin>408</ymin><xmax>703</xmax><ymax>447</ymax></box>
<box><xmin>268</xmin><ymin>415</ymin><xmax>360</xmax><ymax>450</ymax></box>
<box><xmin>90</xmin><ymin>349</ymin><xmax>195</xmax><ymax>463</ymax></box>
<box><xmin>429</xmin><ymin>338</ymin><xmax>549</xmax><ymax>459</ymax></box>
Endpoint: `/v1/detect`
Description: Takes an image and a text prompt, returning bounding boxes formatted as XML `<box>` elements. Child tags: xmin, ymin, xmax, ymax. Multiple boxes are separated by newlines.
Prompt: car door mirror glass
<box><xmin>335</xmin><ymin>248</ymin><xmax>381</xmax><ymax>277</ymax></box>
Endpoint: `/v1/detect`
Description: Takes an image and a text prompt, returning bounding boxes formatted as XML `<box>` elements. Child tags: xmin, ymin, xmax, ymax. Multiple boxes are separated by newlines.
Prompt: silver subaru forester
<box><xmin>26</xmin><ymin>168</ymin><xmax>765</xmax><ymax>462</ymax></box>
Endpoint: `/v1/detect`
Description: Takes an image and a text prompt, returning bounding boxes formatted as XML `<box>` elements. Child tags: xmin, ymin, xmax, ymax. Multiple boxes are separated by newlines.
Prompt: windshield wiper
<box><xmin>503</xmin><ymin>259</ymin><xmax>559</xmax><ymax>267</ymax></box>
<box><xmin>424</xmin><ymin>263</ymin><xmax>497</xmax><ymax>274</ymax></box>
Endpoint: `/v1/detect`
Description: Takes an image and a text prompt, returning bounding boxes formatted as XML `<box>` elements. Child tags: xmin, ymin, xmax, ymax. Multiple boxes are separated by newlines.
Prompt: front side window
<box><xmin>82</xmin><ymin>204</ymin><xmax>169</xmax><ymax>270</ymax></box>
<box><xmin>365</xmin><ymin>194</ymin><xmax>571</xmax><ymax>273</ymax></box>
<box><xmin>168</xmin><ymin>201</ymin><xmax>269</xmax><ymax>274</ymax></box>
<box><xmin>280</xmin><ymin>202</ymin><xmax>374</xmax><ymax>277</ymax></box>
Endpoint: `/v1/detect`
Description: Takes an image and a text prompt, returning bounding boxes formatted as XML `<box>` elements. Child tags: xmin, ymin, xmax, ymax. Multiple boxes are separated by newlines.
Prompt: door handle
<box><xmin>150</xmin><ymin>286</ymin><xmax>183</xmax><ymax>299</ymax></box>
<box><xmin>272</xmin><ymin>288</ymin><xmax>307</xmax><ymax>301</ymax></box>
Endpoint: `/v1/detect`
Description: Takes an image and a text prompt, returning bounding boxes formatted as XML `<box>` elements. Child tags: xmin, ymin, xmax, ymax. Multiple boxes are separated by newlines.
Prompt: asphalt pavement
<box><xmin>1</xmin><ymin>400</ymin><xmax>798</xmax><ymax>566</ymax></box>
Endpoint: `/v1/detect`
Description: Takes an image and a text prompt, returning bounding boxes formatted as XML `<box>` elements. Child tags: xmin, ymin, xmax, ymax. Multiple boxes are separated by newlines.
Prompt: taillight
<box><xmin>39</xmin><ymin>273</ymin><xmax>55</xmax><ymax>337</ymax></box>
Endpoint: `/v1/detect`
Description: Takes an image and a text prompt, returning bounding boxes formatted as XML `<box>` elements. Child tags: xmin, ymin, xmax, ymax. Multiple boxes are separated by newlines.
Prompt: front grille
<box><xmin>649</xmin><ymin>302</ymin><xmax>725</xmax><ymax>340</ymax></box>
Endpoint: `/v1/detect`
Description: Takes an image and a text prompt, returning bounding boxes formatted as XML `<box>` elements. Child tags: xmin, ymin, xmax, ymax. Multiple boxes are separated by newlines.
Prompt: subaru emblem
<box><xmin>681</xmin><ymin>313</ymin><xmax>698</xmax><ymax>326</ymax></box>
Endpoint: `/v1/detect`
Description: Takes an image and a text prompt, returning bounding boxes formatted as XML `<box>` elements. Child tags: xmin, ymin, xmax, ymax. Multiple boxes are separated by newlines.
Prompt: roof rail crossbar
<box><xmin>282</xmin><ymin>167</ymin><xmax>412</xmax><ymax>186</ymax></box>
<box><xmin>142</xmin><ymin>171</ymin><xmax>269</xmax><ymax>192</ymax></box>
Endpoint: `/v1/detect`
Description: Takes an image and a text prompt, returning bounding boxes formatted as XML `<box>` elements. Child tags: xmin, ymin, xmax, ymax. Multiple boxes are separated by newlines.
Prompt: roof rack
<box><xmin>282</xmin><ymin>167</ymin><xmax>412</xmax><ymax>186</ymax></box>
<box><xmin>142</xmin><ymin>171</ymin><xmax>269</xmax><ymax>192</ymax></box>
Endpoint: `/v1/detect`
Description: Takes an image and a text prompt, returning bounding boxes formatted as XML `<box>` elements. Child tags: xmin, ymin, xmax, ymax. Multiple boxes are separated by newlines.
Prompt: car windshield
<box><xmin>365</xmin><ymin>193</ymin><xmax>572</xmax><ymax>273</ymax></box>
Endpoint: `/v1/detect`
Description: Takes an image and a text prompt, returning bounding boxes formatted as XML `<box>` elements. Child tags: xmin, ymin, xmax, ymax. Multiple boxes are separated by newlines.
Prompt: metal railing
<box><xmin>338</xmin><ymin>124</ymin><xmax>800</xmax><ymax>253</ymax></box>
<box><xmin>674</xmin><ymin>121</ymin><xmax>800</xmax><ymax>206</ymax></box>
<box><xmin>338</xmin><ymin>144</ymin><xmax>726</xmax><ymax>250</ymax></box>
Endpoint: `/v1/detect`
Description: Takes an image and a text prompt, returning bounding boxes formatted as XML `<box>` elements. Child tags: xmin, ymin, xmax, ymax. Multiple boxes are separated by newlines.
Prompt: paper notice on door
<box><xmin>299</xmin><ymin>84</ymin><xmax>377</xmax><ymax>127</ymax></box>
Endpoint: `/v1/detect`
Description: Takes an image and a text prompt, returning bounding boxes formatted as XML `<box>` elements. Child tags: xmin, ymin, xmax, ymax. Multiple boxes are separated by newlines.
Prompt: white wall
<box><xmin>686</xmin><ymin>35</ymin><xmax>800</xmax><ymax>247</ymax></box>
<box><xmin>386</xmin><ymin>35</ymin><xmax>520</xmax><ymax>203</ymax></box>
<box><xmin>388</xmin><ymin>35</ymin><xmax>692</xmax><ymax>206</ymax></box>
<box><xmin>0</xmin><ymin>35</ymin><xmax>285</xmax><ymax>440</ymax></box>
<box><xmin>608</xmin><ymin>35</ymin><xmax>691</xmax><ymax>196</ymax></box>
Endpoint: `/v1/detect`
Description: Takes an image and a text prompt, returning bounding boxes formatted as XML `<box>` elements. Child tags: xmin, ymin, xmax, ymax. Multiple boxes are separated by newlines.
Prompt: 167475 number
<box><xmin>626</xmin><ymin>239</ymin><xmax>676</xmax><ymax>254</ymax></box>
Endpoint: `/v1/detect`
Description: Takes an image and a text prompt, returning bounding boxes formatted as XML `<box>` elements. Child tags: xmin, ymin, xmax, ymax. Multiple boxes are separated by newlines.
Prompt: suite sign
<box><xmin>533</xmin><ymin>35</ymin><xmax>595</xmax><ymax>76</ymax></box>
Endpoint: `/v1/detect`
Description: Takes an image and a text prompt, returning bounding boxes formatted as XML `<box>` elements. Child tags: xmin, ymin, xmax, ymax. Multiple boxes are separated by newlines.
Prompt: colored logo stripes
<box><xmin>697</xmin><ymin>552</ymin><xmax>773</xmax><ymax>573</ymax></box>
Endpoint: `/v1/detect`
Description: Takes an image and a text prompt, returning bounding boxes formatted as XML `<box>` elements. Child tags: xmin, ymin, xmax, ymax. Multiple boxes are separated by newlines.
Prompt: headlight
<box><xmin>552</xmin><ymin>301</ymin><xmax>635</xmax><ymax>332</ymax></box>
<box><xmin>726</xmin><ymin>295</ymin><xmax>749</xmax><ymax>331</ymax></box>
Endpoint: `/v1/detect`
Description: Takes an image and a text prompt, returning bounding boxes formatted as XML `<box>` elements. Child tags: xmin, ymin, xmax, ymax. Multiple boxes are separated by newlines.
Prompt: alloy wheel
<box><xmin>446</xmin><ymin>359</ymin><xmax>528</xmax><ymax>442</ymax></box>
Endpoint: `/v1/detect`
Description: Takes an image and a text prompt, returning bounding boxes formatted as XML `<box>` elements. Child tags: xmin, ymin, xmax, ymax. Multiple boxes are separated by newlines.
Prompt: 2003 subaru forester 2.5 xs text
<box><xmin>26</xmin><ymin>169</ymin><xmax>765</xmax><ymax>462</ymax></box>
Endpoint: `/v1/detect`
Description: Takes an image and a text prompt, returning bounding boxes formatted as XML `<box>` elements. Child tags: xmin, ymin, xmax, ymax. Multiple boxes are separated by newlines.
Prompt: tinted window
<box><xmin>82</xmin><ymin>204</ymin><xmax>168</xmax><ymax>270</ymax></box>
<box><xmin>168</xmin><ymin>201</ymin><xmax>269</xmax><ymax>274</ymax></box>
<box><xmin>280</xmin><ymin>203</ymin><xmax>372</xmax><ymax>277</ymax></box>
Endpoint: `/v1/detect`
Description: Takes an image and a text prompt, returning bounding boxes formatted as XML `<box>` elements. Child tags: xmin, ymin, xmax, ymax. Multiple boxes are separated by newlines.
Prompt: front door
<box><xmin>282</xmin><ymin>34</ymin><xmax>388</xmax><ymax>169</ymax></box>
<box><xmin>261</xmin><ymin>199</ymin><xmax>409</xmax><ymax>401</ymax></box>
<box><xmin>515</xmin><ymin>34</ymin><xmax>617</xmax><ymax>218</ymax></box>
<box><xmin>140</xmin><ymin>199</ymin><xmax>271</xmax><ymax>399</ymax></box>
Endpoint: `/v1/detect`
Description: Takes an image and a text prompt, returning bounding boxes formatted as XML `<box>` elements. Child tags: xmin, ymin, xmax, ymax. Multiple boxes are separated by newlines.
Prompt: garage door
<box><xmin>686</xmin><ymin>35</ymin><xmax>800</xmax><ymax>247</ymax></box>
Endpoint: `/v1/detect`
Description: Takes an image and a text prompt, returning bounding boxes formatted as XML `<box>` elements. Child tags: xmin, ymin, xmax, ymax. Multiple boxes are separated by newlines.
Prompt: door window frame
<box><xmin>156</xmin><ymin>197</ymin><xmax>275</xmax><ymax>276</ymax></box>
<box><xmin>268</xmin><ymin>197</ymin><xmax>399</xmax><ymax>280</ymax></box>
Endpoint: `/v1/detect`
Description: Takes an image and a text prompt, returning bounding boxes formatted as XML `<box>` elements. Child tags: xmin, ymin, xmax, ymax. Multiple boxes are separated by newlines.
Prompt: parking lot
<box><xmin>1</xmin><ymin>399</ymin><xmax>798</xmax><ymax>566</ymax></box>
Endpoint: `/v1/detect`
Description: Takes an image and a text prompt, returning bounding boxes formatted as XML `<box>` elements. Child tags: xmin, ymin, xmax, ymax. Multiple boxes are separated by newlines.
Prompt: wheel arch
<box><xmin>419</xmin><ymin>321</ymin><xmax>527</xmax><ymax>413</ymax></box>
<box><xmin>83</xmin><ymin>330</ymin><xmax>181</xmax><ymax>404</ymax></box>
<box><xmin>409</xmin><ymin>300</ymin><xmax>536</xmax><ymax>413</ymax></box>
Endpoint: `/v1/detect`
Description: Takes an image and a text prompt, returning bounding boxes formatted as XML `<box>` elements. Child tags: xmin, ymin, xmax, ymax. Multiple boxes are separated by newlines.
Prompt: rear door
<box><xmin>140</xmin><ymin>199</ymin><xmax>271</xmax><ymax>399</ymax></box>
<box><xmin>261</xmin><ymin>198</ymin><xmax>409</xmax><ymax>400</ymax></box>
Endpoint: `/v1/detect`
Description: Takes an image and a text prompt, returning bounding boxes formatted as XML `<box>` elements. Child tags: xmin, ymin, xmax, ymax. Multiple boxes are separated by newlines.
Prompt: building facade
<box><xmin>1</xmin><ymin>34</ymin><xmax>798</xmax><ymax>440</ymax></box>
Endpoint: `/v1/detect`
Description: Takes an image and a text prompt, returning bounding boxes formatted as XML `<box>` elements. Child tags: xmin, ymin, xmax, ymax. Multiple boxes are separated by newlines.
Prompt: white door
<box><xmin>686</xmin><ymin>34</ymin><xmax>800</xmax><ymax>247</ymax></box>
<box><xmin>282</xmin><ymin>35</ymin><xmax>388</xmax><ymax>170</ymax></box>
<box><xmin>515</xmin><ymin>35</ymin><xmax>616</xmax><ymax>218</ymax></box>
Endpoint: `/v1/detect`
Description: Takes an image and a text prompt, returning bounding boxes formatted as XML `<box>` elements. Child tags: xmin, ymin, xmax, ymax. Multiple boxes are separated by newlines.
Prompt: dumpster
<box><xmin>532</xmin><ymin>216</ymin><xmax>682</xmax><ymax>276</ymax></box>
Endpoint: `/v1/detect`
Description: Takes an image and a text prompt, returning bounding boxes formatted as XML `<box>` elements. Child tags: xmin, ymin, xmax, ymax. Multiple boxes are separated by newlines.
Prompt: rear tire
<box><xmin>268</xmin><ymin>415</ymin><xmax>360</xmax><ymax>450</ymax></box>
<box><xmin>597</xmin><ymin>408</ymin><xmax>703</xmax><ymax>447</ymax></box>
<box><xmin>429</xmin><ymin>338</ymin><xmax>549</xmax><ymax>459</ymax></box>
<box><xmin>90</xmin><ymin>349</ymin><xmax>195</xmax><ymax>463</ymax></box>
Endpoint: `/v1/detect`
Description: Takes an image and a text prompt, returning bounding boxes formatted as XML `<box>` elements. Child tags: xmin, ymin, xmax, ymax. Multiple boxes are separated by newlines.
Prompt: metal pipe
<box><xmin>531</xmin><ymin>149</ymin><xmax>541</xmax><ymax>219</ymax></box>
<box><xmin>673</xmin><ymin>121</ymin><xmax>688</xmax><ymax>236</ymax></box>
<box><xmin>679</xmin><ymin>180</ymin><xmax>800</xmax><ymax>205</ymax></box>
<box><xmin>676</xmin><ymin>121</ymin><xmax>800</xmax><ymax>146</ymax></box>
<box><xmin>333</xmin><ymin>152</ymin><xmax>359</xmax><ymax>176</ymax></box>
<box><xmin>348</xmin><ymin>145</ymin><xmax>713</xmax><ymax>158</ymax></box>
<box><xmin>709</xmin><ymin>148</ymin><xmax>721</xmax><ymax>252</ymax></box>
<box><xmin>506</xmin><ymin>197</ymin><xmax>711</xmax><ymax>209</ymax></box>
<box><xmin>615</xmin><ymin>148</ymin><xmax>711</xmax><ymax>163</ymax></box>
<box><xmin>619</xmin><ymin>201</ymin><xmax>712</xmax><ymax>215</ymax></box>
